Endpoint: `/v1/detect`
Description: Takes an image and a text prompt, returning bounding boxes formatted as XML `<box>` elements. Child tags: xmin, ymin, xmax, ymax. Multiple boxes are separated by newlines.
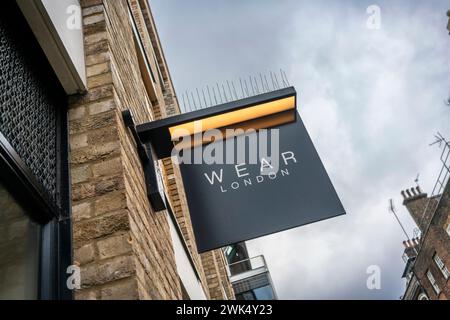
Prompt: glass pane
<box><xmin>253</xmin><ymin>285</ymin><xmax>275</xmax><ymax>300</ymax></box>
<box><xmin>0</xmin><ymin>181</ymin><xmax>40</xmax><ymax>300</ymax></box>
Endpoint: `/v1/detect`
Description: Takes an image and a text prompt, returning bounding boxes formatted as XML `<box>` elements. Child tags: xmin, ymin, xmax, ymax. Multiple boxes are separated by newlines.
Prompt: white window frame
<box><xmin>446</xmin><ymin>223</ymin><xmax>450</xmax><ymax>237</ymax></box>
<box><xmin>426</xmin><ymin>270</ymin><xmax>441</xmax><ymax>295</ymax></box>
<box><xmin>433</xmin><ymin>252</ymin><xmax>450</xmax><ymax>280</ymax></box>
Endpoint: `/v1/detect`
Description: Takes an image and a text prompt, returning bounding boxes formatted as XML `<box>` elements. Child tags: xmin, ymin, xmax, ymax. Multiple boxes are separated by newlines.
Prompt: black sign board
<box><xmin>179</xmin><ymin>113</ymin><xmax>345</xmax><ymax>253</ymax></box>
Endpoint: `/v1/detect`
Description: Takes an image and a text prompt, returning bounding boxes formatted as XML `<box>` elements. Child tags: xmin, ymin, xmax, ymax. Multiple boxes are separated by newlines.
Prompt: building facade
<box><xmin>400</xmin><ymin>171</ymin><xmax>450</xmax><ymax>299</ymax></box>
<box><xmin>447</xmin><ymin>10</ymin><xmax>450</xmax><ymax>34</ymax></box>
<box><xmin>0</xmin><ymin>0</ymin><xmax>234</xmax><ymax>300</ymax></box>
<box><xmin>224</xmin><ymin>243</ymin><xmax>277</xmax><ymax>300</ymax></box>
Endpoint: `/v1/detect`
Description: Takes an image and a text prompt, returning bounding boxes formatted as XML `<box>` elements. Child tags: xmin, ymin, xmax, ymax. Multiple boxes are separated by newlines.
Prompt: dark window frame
<box><xmin>0</xmin><ymin>114</ymin><xmax>72</xmax><ymax>300</ymax></box>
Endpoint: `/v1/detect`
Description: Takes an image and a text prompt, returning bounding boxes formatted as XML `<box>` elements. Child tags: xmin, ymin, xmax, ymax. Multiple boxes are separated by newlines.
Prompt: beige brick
<box><xmin>70</xmin><ymin>134</ymin><xmax>88</xmax><ymax>150</ymax></box>
<box><xmin>87</xmin><ymin>99</ymin><xmax>116</xmax><ymax>115</ymax></box>
<box><xmin>73</xmin><ymin>210</ymin><xmax>129</xmax><ymax>245</ymax></box>
<box><xmin>100</xmin><ymin>278</ymin><xmax>138</xmax><ymax>300</ymax></box>
<box><xmin>75</xmin><ymin>243</ymin><xmax>96</xmax><ymax>265</ymax></box>
<box><xmin>69</xmin><ymin>106</ymin><xmax>86</xmax><ymax>120</ymax></box>
<box><xmin>85</xmin><ymin>40</ymin><xmax>108</xmax><ymax>56</ymax></box>
<box><xmin>97</xmin><ymin>233</ymin><xmax>132</xmax><ymax>259</ymax></box>
<box><xmin>70</xmin><ymin>110</ymin><xmax>117</xmax><ymax>135</ymax></box>
<box><xmin>71</xmin><ymin>164</ymin><xmax>91</xmax><ymax>184</ymax></box>
<box><xmin>75</xmin><ymin>289</ymin><xmax>99</xmax><ymax>300</ymax></box>
<box><xmin>86</xmin><ymin>61</ymin><xmax>110</xmax><ymax>77</ymax></box>
<box><xmin>83</xmin><ymin>13</ymin><xmax>105</xmax><ymax>26</ymax></box>
<box><xmin>88</xmin><ymin>73</ymin><xmax>112</xmax><ymax>89</ymax></box>
<box><xmin>86</xmin><ymin>52</ymin><xmax>110</xmax><ymax>66</ymax></box>
<box><xmin>72</xmin><ymin>201</ymin><xmax>93</xmax><ymax>222</ymax></box>
<box><xmin>70</xmin><ymin>85</ymin><xmax>113</xmax><ymax>107</ymax></box>
<box><xmin>72</xmin><ymin>181</ymin><xmax>95</xmax><ymax>201</ymax></box>
<box><xmin>87</xmin><ymin>126</ymin><xmax>118</xmax><ymax>145</ymax></box>
<box><xmin>85</xmin><ymin>32</ymin><xmax>107</xmax><ymax>47</ymax></box>
<box><xmin>94</xmin><ymin>175</ymin><xmax>125</xmax><ymax>196</ymax></box>
<box><xmin>81</xmin><ymin>255</ymin><xmax>135</xmax><ymax>288</ymax></box>
<box><xmin>94</xmin><ymin>191</ymin><xmax>126</xmax><ymax>216</ymax></box>
<box><xmin>71</xmin><ymin>165</ymin><xmax>91</xmax><ymax>184</ymax></box>
<box><xmin>71</xmin><ymin>141</ymin><xmax>120</xmax><ymax>165</ymax></box>
<box><xmin>82</xmin><ymin>5</ymin><xmax>103</xmax><ymax>17</ymax></box>
<box><xmin>80</xmin><ymin>0</ymin><xmax>103</xmax><ymax>7</ymax></box>
<box><xmin>92</xmin><ymin>157</ymin><xmax>122</xmax><ymax>178</ymax></box>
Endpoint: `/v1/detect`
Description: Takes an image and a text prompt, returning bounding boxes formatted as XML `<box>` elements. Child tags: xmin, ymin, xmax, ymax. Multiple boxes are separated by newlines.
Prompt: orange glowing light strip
<box><xmin>169</xmin><ymin>96</ymin><xmax>295</xmax><ymax>140</ymax></box>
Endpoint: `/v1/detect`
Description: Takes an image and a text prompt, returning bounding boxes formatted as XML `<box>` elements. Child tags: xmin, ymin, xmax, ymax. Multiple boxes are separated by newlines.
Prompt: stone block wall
<box><xmin>68</xmin><ymin>0</ymin><xmax>234</xmax><ymax>300</ymax></box>
<box><xmin>69</xmin><ymin>0</ymin><xmax>181</xmax><ymax>299</ymax></box>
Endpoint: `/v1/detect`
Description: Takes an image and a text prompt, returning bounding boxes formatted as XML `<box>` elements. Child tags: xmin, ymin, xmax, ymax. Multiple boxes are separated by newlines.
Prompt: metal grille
<box><xmin>232</xmin><ymin>273</ymin><xmax>271</xmax><ymax>295</ymax></box>
<box><xmin>0</xmin><ymin>12</ymin><xmax>61</xmax><ymax>202</ymax></box>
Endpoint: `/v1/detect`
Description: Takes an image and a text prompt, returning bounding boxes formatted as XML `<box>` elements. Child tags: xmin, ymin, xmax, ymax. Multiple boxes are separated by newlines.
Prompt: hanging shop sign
<box><xmin>127</xmin><ymin>86</ymin><xmax>345</xmax><ymax>253</ymax></box>
<box><xmin>177</xmin><ymin>113</ymin><xmax>345</xmax><ymax>252</ymax></box>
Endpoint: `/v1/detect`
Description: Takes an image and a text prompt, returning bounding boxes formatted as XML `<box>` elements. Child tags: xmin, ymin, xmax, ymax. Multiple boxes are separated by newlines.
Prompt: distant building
<box><xmin>224</xmin><ymin>243</ymin><xmax>277</xmax><ymax>300</ymax></box>
<box><xmin>400</xmin><ymin>238</ymin><xmax>428</xmax><ymax>300</ymax></box>
<box><xmin>447</xmin><ymin>10</ymin><xmax>450</xmax><ymax>34</ymax></box>
<box><xmin>400</xmin><ymin>142</ymin><xmax>450</xmax><ymax>299</ymax></box>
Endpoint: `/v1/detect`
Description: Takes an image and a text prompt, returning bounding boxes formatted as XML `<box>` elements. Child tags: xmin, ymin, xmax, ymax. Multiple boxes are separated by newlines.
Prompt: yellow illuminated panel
<box><xmin>169</xmin><ymin>96</ymin><xmax>295</xmax><ymax>140</ymax></box>
<box><xmin>173</xmin><ymin>110</ymin><xmax>296</xmax><ymax>151</ymax></box>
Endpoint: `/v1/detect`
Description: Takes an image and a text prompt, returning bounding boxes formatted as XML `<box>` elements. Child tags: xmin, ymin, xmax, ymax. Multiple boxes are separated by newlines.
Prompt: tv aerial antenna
<box><xmin>389</xmin><ymin>199</ymin><xmax>418</xmax><ymax>255</ymax></box>
<box><xmin>414</xmin><ymin>173</ymin><xmax>420</xmax><ymax>187</ymax></box>
<box><xmin>388</xmin><ymin>199</ymin><xmax>410</xmax><ymax>241</ymax></box>
<box><xmin>429</xmin><ymin>132</ymin><xmax>445</xmax><ymax>148</ymax></box>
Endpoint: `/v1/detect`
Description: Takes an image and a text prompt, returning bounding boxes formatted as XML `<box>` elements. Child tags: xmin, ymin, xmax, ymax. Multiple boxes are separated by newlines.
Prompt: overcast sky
<box><xmin>151</xmin><ymin>0</ymin><xmax>450</xmax><ymax>299</ymax></box>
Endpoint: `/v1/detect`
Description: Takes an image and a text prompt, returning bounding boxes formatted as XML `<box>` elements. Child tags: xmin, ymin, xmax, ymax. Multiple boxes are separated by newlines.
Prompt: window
<box><xmin>235</xmin><ymin>285</ymin><xmax>276</xmax><ymax>301</ymax></box>
<box><xmin>446</xmin><ymin>223</ymin><xmax>450</xmax><ymax>237</ymax></box>
<box><xmin>426</xmin><ymin>270</ymin><xmax>441</xmax><ymax>295</ymax></box>
<box><xmin>128</xmin><ymin>6</ymin><xmax>159</xmax><ymax>104</ymax></box>
<box><xmin>152</xmin><ymin>50</ymin><xmax>165</xmax><ymax>89</ymax></box>
<box><xmin>0</xmin><ymin>181</ymin><xmax>41</xmax><ymax>299</ymax></box>
<box><xmin>433</xmin><ymin>252</ymin><xmax>450</xmax><ymax>280</ymax></box>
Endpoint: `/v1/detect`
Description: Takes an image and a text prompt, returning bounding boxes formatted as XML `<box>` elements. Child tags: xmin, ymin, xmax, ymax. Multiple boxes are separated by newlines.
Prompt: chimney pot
<box><xmin>416</xmin><ymin>186</ymin><xmax>422</xmax><ymax>194</ymax></box>
<box><xmin>401</xmin><ymin>191</ymin><xmax>406</xmax><ymax>199</ymax></box>
<box><xmin>406</xmin><ymin>189</ymin><xmax>412</xmax><ymax>197</ymax></box>
<box><xmin>410</xmin><ymin>188</ymin><xmax>417</xmax><ymax>196</ymax></box>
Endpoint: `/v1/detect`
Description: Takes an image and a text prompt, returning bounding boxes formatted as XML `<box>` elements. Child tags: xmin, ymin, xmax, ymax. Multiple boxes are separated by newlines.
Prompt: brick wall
<box><xmin>200</xmin><ymin>250</ymin><xmax>235</xmax><ymax>300</ymax></box>
<box><xmin>216</xmin><ymin>250</ymin><xmax>235</xmax><ymax>299</ymax></box>
<box><xmin>69</xmin><ymin>0</ymin><xmax>181</xmax><ymax>299</ymax></box>
<box><xmin>402</xmin><ymin>187</ymin><xmax>438</xmax><ymax>232</ymax></box>
<box><xmin>68</xmin><ymin>0</ymin><xmax>234</xmax><ymax>300</ymax></box>
<box><xmin>403</xmin><ymin>183</ymin><xmax>450</xmax><ymax>300</ymax></box>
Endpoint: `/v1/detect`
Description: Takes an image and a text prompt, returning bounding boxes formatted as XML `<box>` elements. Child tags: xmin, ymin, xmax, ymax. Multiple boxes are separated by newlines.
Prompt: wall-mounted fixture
<box><xmin>122</xmin><ymin>110</ymin><xmax>166</xmax><ymax>212</ymax></box>
<box><xmin>135</xmin><ymin>87</ymin><xmax>297</xmax><ymax>159</ymax></box>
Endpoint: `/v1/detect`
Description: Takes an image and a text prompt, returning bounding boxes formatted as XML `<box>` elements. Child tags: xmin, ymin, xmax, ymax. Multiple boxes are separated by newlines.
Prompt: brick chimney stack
<box><xmin>401</xmin><ymin>186</ymin><xmax>438</xmax><ymax>232</ymax></box>
<box><xmin>401</xmin><ymin>186</ymin><xmax>426</xmax><ymax>204</ymax></box>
